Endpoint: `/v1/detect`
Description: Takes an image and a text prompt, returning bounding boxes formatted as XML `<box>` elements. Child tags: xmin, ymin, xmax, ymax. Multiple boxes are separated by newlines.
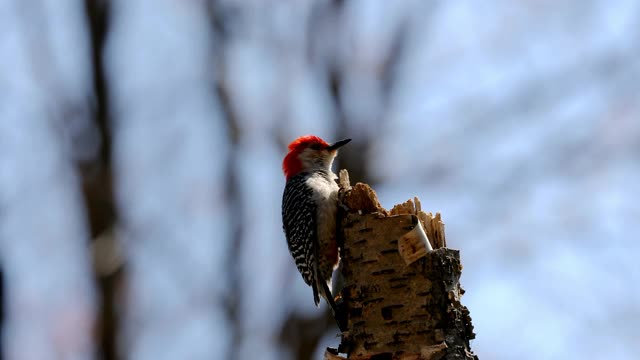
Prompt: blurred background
<box><xmin>0</xmin><ymin>0</ymin><xmax>638</xmax><ymax>359</ymax></box>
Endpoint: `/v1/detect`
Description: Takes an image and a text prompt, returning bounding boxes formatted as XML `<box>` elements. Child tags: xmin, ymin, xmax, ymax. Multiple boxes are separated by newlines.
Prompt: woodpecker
<box><xmin>281</xmin><ymin>135</ymin><xmax>351</xmax><ymax>321</ymax></box>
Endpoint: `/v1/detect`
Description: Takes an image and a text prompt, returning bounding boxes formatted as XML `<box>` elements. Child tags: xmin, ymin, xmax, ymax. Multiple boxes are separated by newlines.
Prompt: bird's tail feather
<box><xmin>320</xmin><ymin>280</ymin><xmax>346</xmax><ymax>331</ymax></box>
<box><xmin>320</xmin><ymin>280</ymin><xmax>339</xmax><ymax>315</ymax></box>
<box><xmin>312</xmin><ymin>282</ymin><xmax>320</xmax><ymax>306</ymax></box>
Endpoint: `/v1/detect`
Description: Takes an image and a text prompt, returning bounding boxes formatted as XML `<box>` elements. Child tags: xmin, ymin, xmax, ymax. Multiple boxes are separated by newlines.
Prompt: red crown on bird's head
<box><xmin>287</xmin><ymin>135</ymin><xmax>330</xmax><ymax>151</ymax></box>
<box><xmin>282</xmin><ymin>135</ymin><xmax>351</xmax><ymax>180</ymax></box>
<box><xmin>282</xmin><ymin>135</ymin><xmax>330</xmax><ymax>180</ymax></box>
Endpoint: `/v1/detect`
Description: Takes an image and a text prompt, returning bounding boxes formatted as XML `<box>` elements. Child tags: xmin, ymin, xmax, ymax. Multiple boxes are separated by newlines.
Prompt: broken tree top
<box><xmin>327</xmin><ymin>170</ymin><xmax>477</xmax><ymax>360</ymax></box>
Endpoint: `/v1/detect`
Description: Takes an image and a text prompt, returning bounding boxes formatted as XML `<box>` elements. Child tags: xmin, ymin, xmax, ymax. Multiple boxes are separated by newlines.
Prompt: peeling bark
<box><xmin>327</xmin><ymin>171</ymin><xmax>477</xmax><ymax>360</ymax></box>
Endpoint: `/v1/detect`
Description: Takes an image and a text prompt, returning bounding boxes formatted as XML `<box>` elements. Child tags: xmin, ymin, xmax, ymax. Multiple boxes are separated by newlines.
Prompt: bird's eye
<box><xmin>309</xmin><ymin>143</ymin><xmax>321</xmax><ymax>150</ymax></box>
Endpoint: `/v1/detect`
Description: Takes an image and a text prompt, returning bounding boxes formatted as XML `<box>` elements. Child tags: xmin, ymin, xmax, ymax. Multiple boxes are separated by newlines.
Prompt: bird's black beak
<box><xmin>327</xmin><ymin>138</ymin><xmax>351</xmax><ymax>150</ymax></box>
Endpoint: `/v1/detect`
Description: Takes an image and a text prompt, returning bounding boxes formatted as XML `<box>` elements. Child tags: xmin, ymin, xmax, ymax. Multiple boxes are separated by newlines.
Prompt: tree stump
<box><xmin>325</xmin><ymin>171</ymin><xmax>477</xmax><ymax>360</ymax></box>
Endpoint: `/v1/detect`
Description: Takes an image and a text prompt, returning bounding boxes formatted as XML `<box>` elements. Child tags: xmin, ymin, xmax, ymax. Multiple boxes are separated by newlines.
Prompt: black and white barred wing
<box><xmin>282</xmin><ymin>174</ymin><xmax>320</xmax><ymax>305</ymax></box>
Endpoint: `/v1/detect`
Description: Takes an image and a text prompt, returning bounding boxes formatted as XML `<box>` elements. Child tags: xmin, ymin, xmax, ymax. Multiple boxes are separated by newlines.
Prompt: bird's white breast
<box><xmin>305</xmin><ymin>172</ymin><xmax>339</xmax><ymax>276</ymax></box>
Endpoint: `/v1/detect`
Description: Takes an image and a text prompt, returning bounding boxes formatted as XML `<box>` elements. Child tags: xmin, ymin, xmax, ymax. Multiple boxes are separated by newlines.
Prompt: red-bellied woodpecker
<box><xmin>281</xmin><ymin>135</ymin><xmax>351</xmax><ymax>324</ymax></box>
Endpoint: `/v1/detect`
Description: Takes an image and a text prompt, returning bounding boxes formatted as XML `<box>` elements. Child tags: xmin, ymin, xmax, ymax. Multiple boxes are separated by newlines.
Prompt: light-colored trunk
<box><xmin>325</xmin><ymin>171</ymin><xmax>476</xmax><ymax>360</ymax></box>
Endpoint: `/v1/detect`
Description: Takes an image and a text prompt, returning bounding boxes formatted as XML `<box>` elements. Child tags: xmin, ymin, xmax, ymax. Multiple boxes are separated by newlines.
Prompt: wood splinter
<box><xmin>329</xmin><ymin>170</ymin><xmax>476</xmax><ymax>360</ymax></box>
